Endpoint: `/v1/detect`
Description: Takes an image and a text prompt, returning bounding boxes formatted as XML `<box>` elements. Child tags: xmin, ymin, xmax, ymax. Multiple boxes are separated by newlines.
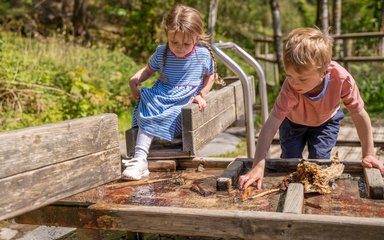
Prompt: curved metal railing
<box><xmin>212</xmin><ymin>42</ymin><xmax>269</xmax><ymax>158</ymax></box>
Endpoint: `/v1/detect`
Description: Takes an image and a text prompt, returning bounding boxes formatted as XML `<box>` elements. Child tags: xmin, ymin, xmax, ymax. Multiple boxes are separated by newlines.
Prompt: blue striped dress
<box><xmin>132</xmin><ymin>44</ymin><xmax>215</xmax><ymax>141</ymax></box>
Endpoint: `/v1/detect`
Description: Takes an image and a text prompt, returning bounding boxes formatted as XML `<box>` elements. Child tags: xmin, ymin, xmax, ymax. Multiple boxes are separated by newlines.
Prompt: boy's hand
<box><xmin>238</xmin><ymin>164</ymin><xmax>265</xmax><ymax>191</ymax></box>
<box><xmin>129</xmin><ymin>78</ymin><xmax>141</xmax><ymax>99</ymax></box>
<box><xmin>192</xmin><ymin>94</ymin><xmax>207</xmax><ymax>110</ymax></box>
<box><xmin>362</xmin><ymin>155</ymin><xmax>384</xmax><ymax>175</ymax></box>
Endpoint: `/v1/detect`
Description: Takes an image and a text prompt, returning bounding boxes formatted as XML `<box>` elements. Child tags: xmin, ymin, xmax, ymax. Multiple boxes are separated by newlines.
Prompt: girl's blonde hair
<box><xmin>161</xmin><ymin>4</ymin><xmax>221</xmax><ymax>84</ymax></box>
<box><xmin>283</xmin><ymin>27</ymin><xmax>333</xmax><ymax>73</ymax></box>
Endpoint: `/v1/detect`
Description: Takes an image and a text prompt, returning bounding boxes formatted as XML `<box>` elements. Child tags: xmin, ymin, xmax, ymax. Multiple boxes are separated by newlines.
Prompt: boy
<box><xmin>238</xmin><ymin>27</ymin><xmax>384</xmax><ymax>190</ymax></box>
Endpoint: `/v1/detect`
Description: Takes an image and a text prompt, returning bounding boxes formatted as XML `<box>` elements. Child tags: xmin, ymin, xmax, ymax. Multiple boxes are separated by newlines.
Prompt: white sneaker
<box><xmin>122</xmin><ymin>158</ymin><xmax>149</xmax><ymax>180</ymax></box>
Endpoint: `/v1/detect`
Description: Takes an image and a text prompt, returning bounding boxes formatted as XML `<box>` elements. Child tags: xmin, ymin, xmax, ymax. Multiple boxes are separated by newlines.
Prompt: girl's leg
<box><xmin>134</xmin><ymin>128</ymin><xmax>154</xmax><ymax>160</ymax></box>
<box><xmin>279</xmin><ymin>118</ymin><xmax>307</xmax><ymax>158</ymax></box>
<box><xmin>122</xmin><ymin>128</ymin><xmax>154</xmax><ymax>180</ymax></box>
<box><xmin>307</xmin><ymin>108</ymin><xmax>344</xmax><ymax>159</ymax></box>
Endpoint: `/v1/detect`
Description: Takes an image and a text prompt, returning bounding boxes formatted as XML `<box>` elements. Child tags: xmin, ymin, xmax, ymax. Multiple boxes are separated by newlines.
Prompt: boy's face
<box><xmin>168</xmin><ymin>31</ymin><xmax>196</xmax><ymax>58</ymax></box>
<box><xmin>285</xmin><ymin>67</ymin><xmax>324</xmax><ymax>95</ymax></box>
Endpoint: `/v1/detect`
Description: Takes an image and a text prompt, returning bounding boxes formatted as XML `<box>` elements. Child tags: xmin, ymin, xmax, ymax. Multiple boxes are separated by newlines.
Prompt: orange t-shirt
<box><xmin>271</xmin><ymin>61</ymin><xmax>364</xmax><ymax>126</ymax></box>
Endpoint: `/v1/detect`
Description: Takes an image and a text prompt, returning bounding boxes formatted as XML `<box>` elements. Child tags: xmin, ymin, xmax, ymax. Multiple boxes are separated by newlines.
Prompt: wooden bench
<box><xmin>0</xmin><ymin>113</ymin><xmax>121</xmax><ymax>221</ymax></box>
<box><xmin>125</xmin><ymin>76</ymin><xmax>255</xmax><ymax>159</ymax></box>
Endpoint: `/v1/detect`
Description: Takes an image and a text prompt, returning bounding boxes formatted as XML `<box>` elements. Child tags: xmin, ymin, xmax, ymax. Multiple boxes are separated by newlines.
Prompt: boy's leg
<box><xmin>279</xmin><ymin>118</ymin><xmax>307</xmax><ymax>158</ymax></box>
<box><xmin>307</xmin><ymin>108</ymin><xmax>344</xmax><ymax>159</ymax></box>
<box><xmin>122</xmin><ymin>128</ymin><xmax>154</xmax><ymax>180</ymax></box>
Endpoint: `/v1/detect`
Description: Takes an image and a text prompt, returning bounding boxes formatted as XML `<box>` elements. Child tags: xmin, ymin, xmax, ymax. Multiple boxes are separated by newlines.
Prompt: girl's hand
<box><xmin>129</xmin><ymin>78</ymin><xmax>141</xmax><ymax>99</ymax></box>
<box><xmin>362</xmin><ymin>155</ymin><xmax>384</xmax><ymax>175</ymax></box>
<box><xmin>192</xmin><ymin>94</ymin><xmax>207</xmax><ymax>110</ymax></box>
<box><xmin>238</xmin><ymin>163</ymin><xmax>265</xmax><ymax>190</ymax></box>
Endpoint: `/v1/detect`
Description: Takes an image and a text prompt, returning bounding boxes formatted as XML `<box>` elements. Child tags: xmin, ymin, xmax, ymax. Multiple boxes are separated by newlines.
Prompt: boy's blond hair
<box><xmin>283</xmin><ymin>27</ymin><xmax>333</xmax><ymax>73</ymax></box>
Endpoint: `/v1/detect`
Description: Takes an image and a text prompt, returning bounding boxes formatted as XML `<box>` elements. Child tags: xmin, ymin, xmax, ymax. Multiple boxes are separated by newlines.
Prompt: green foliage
<box><xmin>0</xmin><ymin>32</ymin><xmax>142</xmax><ymax>135</ymax></box>
<box><xmin>351</xmin><ymin>62</ymin><xmax>384</xmax><ymax>114</ymax></box>
<box><xmin>341</xmin><ymin>0</ymin><xmax>382</xmax><ymax>32</ymax></box>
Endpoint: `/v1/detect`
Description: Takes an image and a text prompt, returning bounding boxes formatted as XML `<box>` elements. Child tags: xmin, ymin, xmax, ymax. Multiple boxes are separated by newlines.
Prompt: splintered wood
<box><xmin>286</xmin><ymin>153</ymin><xmax>344</xmax><ymax>194</ymax></box>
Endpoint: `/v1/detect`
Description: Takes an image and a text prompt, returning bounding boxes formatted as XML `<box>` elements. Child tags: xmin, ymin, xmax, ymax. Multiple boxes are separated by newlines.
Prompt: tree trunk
<box><xmin>270</xmin><ymin>0</ymin><xmax>283</xmax><ymax>84</ymax></box>
<box><xmin>332</xmin><ymin>0</ymin><xmax>342</xmax><ymax>57</ymax></box>
<box><xmin>380</xmin><ymin>0</ymin><xmax>384</xmax><ymax>55</ymax></box>
<box><xmin>72</xmin><ymin>0</ymin><xmax>87</xmax><ymax>37</ymax></box>
<box><xmin>317</xmin><ymin>0</ymin><xmax>329</xmax><ymax>32</ymax></box>
<box><xmin>208</xmin><ymin>0</ymin><xmax>220</xmax><ymax>43</ymax></box>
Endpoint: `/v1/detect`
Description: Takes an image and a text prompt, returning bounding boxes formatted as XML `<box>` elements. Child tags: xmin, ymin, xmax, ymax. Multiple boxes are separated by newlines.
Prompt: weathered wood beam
<box><xmin>0</xmin><ymin>113</ymin><xmax>119</xmax><ymax>179</ymax></box>
<box><xmin>177</xmin><ymin>157</ymin><xmax>235</xmax><ymax>169</ymax></box>
<box><xmin>216</xmin><ymin>159</ymin><xmax>244</xmax><ymax>191</ymax></box>
<box><xmin>0</xmin><ymin>148</ymin><xmax>121</xmax><ymax>221</ymax></box>
<box><xmin>148</xmin><ymin>160</ymin><xmax>176</xmax><ymax>172</ymax></box>
<box><xmin>364</xmin><ymin>168</ymin><xmax>384</xmax><ymax>199</ymax></box>
<box><xmin>283</xmin><ymin>183</ymin><xmax>304</xmax><ymax>214</ymax></box>
<box><xmin>0</xmin><ymin>114</ymin><xmax>121</xmax><ymax>221</ymax></box>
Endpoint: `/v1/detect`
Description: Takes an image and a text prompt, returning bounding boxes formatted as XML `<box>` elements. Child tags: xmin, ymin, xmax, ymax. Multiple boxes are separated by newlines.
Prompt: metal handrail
<box><xmin>212</xmin><ymin>42</ymin><xmax>269</xmax><ymax>158</ymax></box>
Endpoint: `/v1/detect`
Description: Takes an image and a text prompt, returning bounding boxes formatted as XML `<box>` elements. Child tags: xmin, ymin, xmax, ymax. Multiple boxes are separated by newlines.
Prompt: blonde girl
<box><xmin>123</xmin><ymin>4</ymin><xmax>220</xmax><ymax>180</ymax></box>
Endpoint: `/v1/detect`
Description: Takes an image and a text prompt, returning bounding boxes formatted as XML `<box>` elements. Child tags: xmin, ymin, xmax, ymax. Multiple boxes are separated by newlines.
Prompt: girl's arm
<box><xmin>198</xmin><ymin>73</ymin><xmax>216</xmax><ymax>98</ymax></box>
<box><xmin>238</xmin><ymin>114</ymin><xmax>283</xmax><ymax>190</ymax></box>
<box><xmin>351</xmin><ymin>109</ymin><xmax>384</xmax><ymax>174</ymax></box>
<box><xmin>129</xmin><ymin>66</ymin><xmax>155</xmax><ymax>99</ymax></box>
<box><xmin>192</xmin><ymin>73</ymin><xmax>216</xmax><ymax>110</ymax></box>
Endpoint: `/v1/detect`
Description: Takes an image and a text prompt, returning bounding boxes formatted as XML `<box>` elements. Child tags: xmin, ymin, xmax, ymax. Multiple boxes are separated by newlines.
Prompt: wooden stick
<box><xmin>248</xmin><ymin>188</ymin><xmax>280</xmax><ymax>200</ymax></box>
<box><xmin>106</xmin><ymin>178</ymin><xmax>172</xmax><ymax>189</ymax></box>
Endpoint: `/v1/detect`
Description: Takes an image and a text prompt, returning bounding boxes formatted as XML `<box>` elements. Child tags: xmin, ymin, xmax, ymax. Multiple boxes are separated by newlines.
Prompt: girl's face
<box><xmin>285</xmin><ymin>67</ymin><xmax>325</xmax><ymax>95</ymax></box>
<box><xmin>168</xmin><ymin>31</ymin><xmax>197</xmax><ymax>58</ymax></box>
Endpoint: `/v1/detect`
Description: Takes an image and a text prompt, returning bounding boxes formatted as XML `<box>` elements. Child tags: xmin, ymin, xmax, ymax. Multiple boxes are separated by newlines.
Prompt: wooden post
<box><xmin>216</xmin><ymin>159</ymin><xmax>244</xmax><ymax>191</ymax></box>
<box><xmin>364</xmin><ymin>168</ymin><xmax>384</xmax><ymax>199</ymax></box>
<box><xmin>283</xmin><ymin>183</ymin><xmax>304</xmax><ymax>214</ymax></box>
<box><xmin>342</xmin><ymin>38</ymin><xmax>352</xmax><ymax>72</ymax></box>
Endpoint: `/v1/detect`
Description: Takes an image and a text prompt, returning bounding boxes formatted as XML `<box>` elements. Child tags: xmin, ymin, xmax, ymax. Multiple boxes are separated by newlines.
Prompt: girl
<box><xmin>238</xmin><ymin>27</ymin><xmax>384</xmax><ymax>190</ymax></box>
<box><xmin>123</xmin><ymin>4</ymin><xmax>220</xmax><ymax>180</ymax></box>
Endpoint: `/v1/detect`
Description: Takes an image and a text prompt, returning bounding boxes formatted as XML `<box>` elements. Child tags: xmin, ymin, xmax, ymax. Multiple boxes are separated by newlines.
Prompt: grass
<box><xmin>0</xmin><ymin>32</ymin><xmax>151</xmax><ymax>136</ymax></box>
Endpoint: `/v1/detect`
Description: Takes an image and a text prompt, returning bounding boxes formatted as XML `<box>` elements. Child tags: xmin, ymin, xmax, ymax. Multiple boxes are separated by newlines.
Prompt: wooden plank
<box><xmin>147</xmin><ymin>148</ymin><xmax>192</xmax><ymax>159</ymax></box>
<box><xmin>283</xmin><ymin>183</ymin><xmax>304</xmax><ymax>214</ymax></box>
<box><xmin>0</xmin><ymin>113</ymin><xmax>119</xmax><ymax>179</ymax></box>
<box><xmin>216</xmin><ymin>159</ymin><xmax>244</xmax><ymax>191</ymax></box>
<box><xmin>148</xmin><ymin>160</ymin><xmax>176</xmax><ymax>172</ymax></box>
<box><xmin>125</xmin><ymin>128</ymin><xmax>186</xmax><ymax>159</ymax></box>
<box><xmin>177</xmin><ymin>157</ymin><xmax>235</xmax><ymax>169</ymax></box>
<box><xmin>15</xmin><ymin>204</ymin><xmax>384</xmax><ymax>240</ymax></box>
<box><xmin>0</xmin><ymin>148</ymin><xmax>121</xmax><ymax>221</ymax></box>
<box><xmin>181</xmin><ymin>86</ymin><xmax>235</xmax><ymax>132</ymax></box>
<box><xmin>182</xmin><ymin>105</ymin><xmax>236</xmax><ymax>154</ymax></box>
<box><xmin>364</xmin><ymin>168</ymin><xmax>384</xmax><ymax>199</ymax></box>
<box><xmin>125</xmin><ymin>127</ymin><xmax>138</xmax><ymax>158</ymax></box>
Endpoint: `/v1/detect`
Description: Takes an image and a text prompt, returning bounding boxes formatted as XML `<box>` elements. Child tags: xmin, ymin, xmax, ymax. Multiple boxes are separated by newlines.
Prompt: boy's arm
<box><xmin>351</xmin><ymin>109</ymin><xmax>384</xmax><ymax>174</ymax></box>
<box><xmin>238</xmin><ymin>114</ymin><xmax>283</xmax><ymax>190</ymax></box>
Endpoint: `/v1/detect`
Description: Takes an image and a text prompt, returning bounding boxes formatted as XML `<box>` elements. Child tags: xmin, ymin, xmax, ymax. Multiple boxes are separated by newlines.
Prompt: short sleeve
<box><xmin>271</xmin><ymin>80</ymin><xmax>299</xmax><ymax>120</ymax></box>
<box><xmin>341</xmin><ymin>75</ymin><xmax>364</xmax><ymax>113</ymax></box>
<box><xmin>148</xmin><ymin>45</ymin><xmax>163</xmax><ymax>72</ymax></box>
<box><xmin>204</xmin><ymin>50</ymin><xmax>215</xmax><ymax>76</ymax></box>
